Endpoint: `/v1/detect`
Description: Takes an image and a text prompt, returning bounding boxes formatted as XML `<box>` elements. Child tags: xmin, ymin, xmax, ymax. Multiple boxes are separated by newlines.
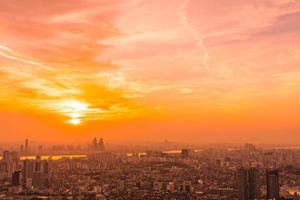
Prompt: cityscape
<box><xmin>0</xmin><ymin>139</ymin><xmax>300</xmax><ymax>199</ymax></box>
<box><xmin>1</xmin><ymin>0</ymin><xmax>300</xmax><ymax>199</ymax></box>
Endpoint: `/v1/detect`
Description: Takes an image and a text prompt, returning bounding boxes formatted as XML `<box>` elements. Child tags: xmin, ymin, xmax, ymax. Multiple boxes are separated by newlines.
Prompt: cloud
<box><xmin>0</xmin><ymin>45</ymin><xmax>51</xmax><ymax>70</ymax></box>
<box><xmin>179</xmin><ymin>87</ymin><xmax>194</xmax><ymax>94</ymax></box>
<box><xmin>0</xmin><ymin>45</ymin><xmax>148</xmax><ymax>123</ymax></box>
<box><xmin>0</xmin><ymin>0</ymin><xmax>124</xmax><ymax>68</ymax></box>
<box><xmin>178</xmin><ymin>0</ymin><xmax>209</xmax><ymax>69</ymax></box>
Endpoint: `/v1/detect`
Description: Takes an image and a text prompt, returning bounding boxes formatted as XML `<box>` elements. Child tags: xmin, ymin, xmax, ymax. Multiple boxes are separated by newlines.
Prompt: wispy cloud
<box><xmin>0</xmin><ymin>45</ymin><xmax>51</xmax><ymax>70</ymax></box>
<box><xmin>178</xmin><ymin>0</ymin><xmax>209</xmax><ymax>69</ymax></box>
<box><xmin>0</xmin><ymin>45</ymin><xmax>149</xmax><ymax>124</ymax></box>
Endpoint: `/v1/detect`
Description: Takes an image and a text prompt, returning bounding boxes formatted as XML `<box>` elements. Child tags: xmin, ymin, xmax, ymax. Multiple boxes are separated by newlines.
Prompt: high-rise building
<box><xmin>267</xmin><ymin>169</ymin><xmax>280</xmax><ymax>200</ymax></box>
<box><xmin>22</xmin><ymin>157</ymin><xmax>49</xmax><ymax>188</ymax></box>
<box><xmin>3</xmin><ymin>151</ymin><xmax>10</xmax><ymax>162</ymax></box>
<box><xmin>2</xmin><ymin>151</ymin><xmax>18</xmax><ymax>162</ymax></box>
<box><xmin>2</xmin><ymin>151</ymin><xmax>19</xmax><ymax>178</ymax></box>
<box><xmin>12</xmin><ymin>171</ymin><xmax>22</xmax><ymax>186</ymax></box>
<box><xmin>25</xmin><ymin>139</ymin><xmax>29</xmax><ymax>153</ymax></box>
<box><xmin>216</xmin><ymin>159</ymin><xmax>222</xmax><ymax>168</ymax></box>
<box><xmin>22</xmin><ymin>159</ymin><xmax>33</xmax><ymax>187</ymax></box>
<box><xmin>90</xmin><ymin>137</ymin><xmax>105</xmax><ymax>151</ymax></box>
<box><xmin>238</xmin><ymin>168</ymin><xmax>249</xmax><ymax>200</ymax></box>
<box><xmin>244</xmin><ymin>143</ymin><xmax>256</xmax><ymax>152</ymax></box>
<box><xmin>92</xmin><ymin>137</ymin><xmax>97</xmax><ymax>149</ymax></box>
<box><xmin>181</xmin><ymin>149</ymin><xmax>190</xmax><ymax>158</ymax></box>
<box><xmin>237</xmin><ymin>167</ymin><xmax>260</xmax><ymax>200</ymax></box>
<box><xmin>248</xmin><ymin>167</ymin><xmax>260</xmax><ymax>199</ymax></box>
<box><xmin>99</xmin><ymin>137</ymin><xmax>105</xmax><ymax>151</ymax></box>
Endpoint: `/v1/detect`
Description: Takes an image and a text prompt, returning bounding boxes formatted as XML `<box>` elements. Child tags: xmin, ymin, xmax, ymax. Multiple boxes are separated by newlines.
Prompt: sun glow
<box><xmin>56</xmin><ymin>99</ymin><xmax>89</xmax><ymax>125</ymax></box>
<box><xmin>65</xmin><ymin>100</ymin><xmax>88</xmax><ymax>125</ymax></box>
<box><xmin>69</xmin><ymin>118</ymin><xmax>81</xmax><ymax>125</ymax></box>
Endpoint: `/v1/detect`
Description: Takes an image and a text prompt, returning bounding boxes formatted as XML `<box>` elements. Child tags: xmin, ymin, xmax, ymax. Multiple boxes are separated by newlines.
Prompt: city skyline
<box><xmin>1</xmin><ymin>0</ymin><xmax>300</xmax><ymax>143</ymax></box>
<box><xmin>1</xmin><ymin>142</ymin><xmax>299</xmax><ymax>199</ymax></box>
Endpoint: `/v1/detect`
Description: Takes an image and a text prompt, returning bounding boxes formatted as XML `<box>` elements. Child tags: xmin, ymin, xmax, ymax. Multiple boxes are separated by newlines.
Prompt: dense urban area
<box><xmin>0</xmin><ymin>139</ymin><xmax>300</xmax><ymax>200</ymax></box>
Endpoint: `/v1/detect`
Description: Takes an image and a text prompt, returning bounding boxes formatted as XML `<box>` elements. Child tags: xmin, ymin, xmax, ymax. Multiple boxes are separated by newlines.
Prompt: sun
<box><xmin>56</xmin><ymin>99</ymin><xmax>89</xmax><ymax>125</ymax></box>
<box><xmin>69</xmin><ymin>118</ymin><xmax>81</xmax><ymax>125</ymax></box>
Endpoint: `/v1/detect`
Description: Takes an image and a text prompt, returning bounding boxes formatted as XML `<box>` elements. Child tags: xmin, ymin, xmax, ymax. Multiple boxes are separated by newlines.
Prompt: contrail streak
<box><xmin>178</xmin><ymin>0</ymin><xmax>209</xmax><ymax>70</ymax></box>
<box><xmin>0</xmin><ymin>44</ymin><xmax>51</xmax><ymax>70</ymax></box>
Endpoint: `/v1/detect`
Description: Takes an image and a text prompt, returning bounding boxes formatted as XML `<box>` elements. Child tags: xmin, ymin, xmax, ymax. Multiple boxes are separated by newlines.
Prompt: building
<box><xmin>238</xmin><ymin>168</ymin><xmax>249</xmax><ymax>200</ymax></box>
<box><xmin>248</xmin><ymin>167</ymin><xmax>260</xmax><ymax>199</ymax></box>
<box><xmin>183</xmin><ymin>181</ymin><xmax>192</xmax><ymax>193</ymax></box>
<box><xmin>91</xmin><ymin>137</ymin><xmax>105</xmax><ymax>152</ymax></box>
<box><xmin>216</xmin><ymin>159</ymin><xmax>222</xmax><ymax>168</ymax></box>
<box><xmin>25</xmin><ymin>139</ymin><xmax>29</xmax><ymax>153</ymax></box>
<box><xmin>181</xmin><ymin>149</ymin><xmax>190</xmax><ymax>158</ymax></box>
<box><xmin>22</xmin><ymin>157</ymin><xmax>49</xmax><ymax>188</ymax></box>
<box><xmin>22</xmin><ymin>159</ymin><xmax>33</xmax><ymax>187</ymax></box>
<box><xmin>12</xmin><ymin>171</ymin><xmax>22</xmax><ymax>186</ymax></box>
<box><xmin>267</xmin><ymin>169</ymin><xmax>280</xmax><ymax>200</ymax></box>
<box><xmin>3</xmin><ymin>151</ymin><xmax>19</xmax><ymax>162</ymax></box>
<box><xmin>237</xmin><ymin>167</ymin><xmax>260</xmax><ymax>200</ymax></box>
<box><xmin>2</xmin><ymin>151</ymin><xmax>19</xmax><ymax>178</ymax></box>
<box><xmin>167</xmin><ymin>182</ymin><xmax>175</xmax><ymax>192</ymax></box>
<box><xmin>244</xmin><ymin>143</ymin><xmax>256</xmax><ymax>152</ymax></box>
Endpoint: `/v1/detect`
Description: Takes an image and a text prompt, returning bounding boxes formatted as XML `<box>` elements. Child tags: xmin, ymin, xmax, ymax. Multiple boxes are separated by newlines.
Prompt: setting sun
<box><xmin>69</xmin><ymin>118</ymin><xmax>81</xmax><ymax>125</ymax></box>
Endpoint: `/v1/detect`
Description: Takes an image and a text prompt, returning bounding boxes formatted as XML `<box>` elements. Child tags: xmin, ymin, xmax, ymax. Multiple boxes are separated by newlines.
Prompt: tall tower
<box><xmin>248</xmin><ymin>167</ymin><xmax>260</xmax><ymax>199</ymax></box>
<box><xmin>25</xmin><ymin>139</ymin><xmax>29</xmax><ymax>153</ymax></box>
<box><xmin>92</xmin><ymin>137</ymin><xmax>97</xmax><ymax>149</ymax></box>
<box><xmin>237</xmin><ymin>167</ymin><xmax>260</xmax><ymax>200</ymax></box>
<box><xmin>237</xmin><ymin>168</ymin><xmax>249</xmax><ymax>200</ymax></box>
<box><xmin>22</xmin><ymin>159</ymin><xmax>33</xmax><ymax>188</ymax></box>
<box><xmin>267</xmin><ymin>169</ymin><xmax>280</xmax><ymax>200</ymax></box>
<box><xmin>99</xmin><ymin>137</ymin><xmax>105</xmax><ymax>151</ymax></box>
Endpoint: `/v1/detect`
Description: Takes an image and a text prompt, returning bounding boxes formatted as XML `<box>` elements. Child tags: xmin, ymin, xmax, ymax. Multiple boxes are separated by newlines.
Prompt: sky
<box><xmin>0</xmin><ymin>0</ymin><xmax>300</xmax><ymax>144</ymax></box>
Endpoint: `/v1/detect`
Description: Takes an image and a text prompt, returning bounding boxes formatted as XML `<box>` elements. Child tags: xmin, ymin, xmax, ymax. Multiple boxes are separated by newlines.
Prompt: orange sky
<box><xmin>0</xmin><ymin>0</ymin><xmax>300</xmax><ymax>144</ymax></box>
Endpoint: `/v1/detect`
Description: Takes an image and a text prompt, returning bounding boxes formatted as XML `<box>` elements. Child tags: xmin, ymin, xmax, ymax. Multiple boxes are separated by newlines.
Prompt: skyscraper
<box><xmin>2</xmin><ymin>151</ymin><xmax>19</xmax><ymax>178</ymax></box>
<box><xmin>12</xmin><ymin>171</ymin><xmax>21</xmax><ymax>186</ymax></box>
<box><xmin>181</xmin><ymin>149</ymin><xmax>190</xmax><ymax>158</ymax></box>
<box><xmin>99</xmin><ymin>137</ymin><xmax>105</xmax><ymax>151</ymax></box>
<box><xmin>238</xmin><ymin>168</ymin><xmax>249</xmax><ymax>200</ymax></box>
<box><xmin>248</xmin><ymin>167</ymin><xmax>260</xmax><ymax>199</ymax></box>
<box><xmin>25</xmin><ymin>139</ymin><xmax>29</xmax><ymax>153</ymax></box>
<box><xmin>267</xmin><ymin>169</ymin><xmax>280</xmax><ymax>200</ymax></box>
<box><xmin>22</xmin><ymin>159</ymin><xmax>33</xmax><ymax>188</ymax></box>
<box><xmin>237</xmin><ymin>167</ymin><xmax>260</xmax><ymax>200</ymax></box>
<box><xmin>22</xmin><ymin>157</ymin><xmax>49</xmax><ymax>188</ymax></box>
<box><xmin>90</xmin><ymin>137</ymin><xmax>105</xmax><ymax>151</ymax></box>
